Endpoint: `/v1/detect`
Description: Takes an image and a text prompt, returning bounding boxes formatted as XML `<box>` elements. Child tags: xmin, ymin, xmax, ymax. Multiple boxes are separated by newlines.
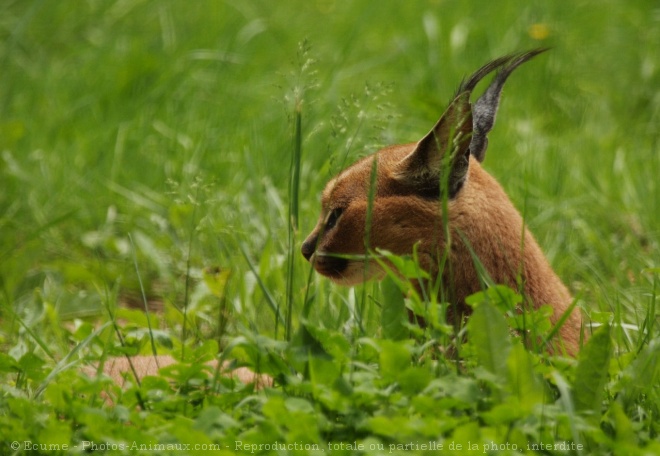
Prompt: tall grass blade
<box><xmin>358</xmin><ymin>157</ymin><xmax>378</xmax><ymax>335</ymax></box>
<box><xmin>543</xmin><ymin>297</ymin><xmax>579</xmax><ymax>352</ymax></box>
<box><xmin>638</xmin><ymin>268</ymin><xmax>658</xmax><ymax>351</ymax></box>
<box><xmin>181</xmin><ymin>183</ymin><xmax>200</xmax><ymax>357</ymax></box>
<box><xmin>239</xmin><ymin>243</ymin><xmax>285</xmax><ymax>328</ymax></box>
<box><xmin>285</xmin><ymin>103</ymin><xmax>303</xmax><ymax>342</ymax></box>
<box><xmin>289</xmin><ymin>104</ymin><xmax>302</xmax><ymax>232</ymax></box>
<box><xmin>128</xmin><ymin>233</ymin><xmax>159</xmax><ymax>361</ymax></box>
<box><xmin>363</xmin><ymin>156</ymin><xmax>378</xmax><ymax>253</ymax></box>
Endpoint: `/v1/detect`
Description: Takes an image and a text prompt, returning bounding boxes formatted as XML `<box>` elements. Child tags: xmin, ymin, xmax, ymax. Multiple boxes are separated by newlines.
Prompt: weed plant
<box><xmin>1</xmin><ymin>1</ymin><xmax>659</xmax><ymax>455</ymax></box>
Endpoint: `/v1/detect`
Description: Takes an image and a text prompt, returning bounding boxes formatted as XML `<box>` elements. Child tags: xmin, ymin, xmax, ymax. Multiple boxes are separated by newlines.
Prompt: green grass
<box><xmin>1</xmin><ymin>0</ymin><xmax>659</xmax><ymax>454</ymax></box>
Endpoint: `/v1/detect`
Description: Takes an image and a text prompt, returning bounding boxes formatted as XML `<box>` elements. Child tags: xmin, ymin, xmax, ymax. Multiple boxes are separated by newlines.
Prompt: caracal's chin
<box><xmin>328</xmin><ymin>262</ymin><xmax>386</xmax><ymax>286</ymax></box>
<box><xmin>311</xmin><ymin>253</ymin><xmax>385</xmax><ymax>286</ymax></box>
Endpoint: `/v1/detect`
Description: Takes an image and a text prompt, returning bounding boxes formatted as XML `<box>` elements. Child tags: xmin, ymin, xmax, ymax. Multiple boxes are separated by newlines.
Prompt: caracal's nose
<box><xmin>301</xmin><ymin>237</ymin><xmax>316</xmax><ymax>261</ymax></box>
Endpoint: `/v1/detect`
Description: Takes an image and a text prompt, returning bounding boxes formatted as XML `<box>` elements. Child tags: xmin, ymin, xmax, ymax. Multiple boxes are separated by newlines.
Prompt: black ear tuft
<box><xmin>469</xmin><ymin>48</ymin><xmax>548</xmax><ymax>162</ymax></box>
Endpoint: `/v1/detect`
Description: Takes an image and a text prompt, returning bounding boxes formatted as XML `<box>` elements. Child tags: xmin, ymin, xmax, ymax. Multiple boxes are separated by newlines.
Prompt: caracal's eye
<box><xmin>325</xmin><ymin>208</ymin><xmax>343</xmax><ymax>230</ymax></box>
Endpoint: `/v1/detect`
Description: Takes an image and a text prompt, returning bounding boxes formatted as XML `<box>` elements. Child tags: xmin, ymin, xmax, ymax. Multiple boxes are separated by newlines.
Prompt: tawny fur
<box><xmin>302</xmin><ymin>50</ymin><xmax>583</xmax><ymax>355</ymax></box>
<box><xmin>84</xmin><ymin>355</ymin><xmax>272</xmax><ymax>390</ymax></box>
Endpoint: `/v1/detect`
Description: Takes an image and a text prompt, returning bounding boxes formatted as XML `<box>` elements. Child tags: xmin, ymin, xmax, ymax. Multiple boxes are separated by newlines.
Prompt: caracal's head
<box><xmin>301</xmin><ymin>142</ymin><xmax>436</xmax><ymax>285</ymax></box>
<box><xmin>301</xmin><ymin>49</ymin><xmax>547</xmax><ymax>286</ymax></box>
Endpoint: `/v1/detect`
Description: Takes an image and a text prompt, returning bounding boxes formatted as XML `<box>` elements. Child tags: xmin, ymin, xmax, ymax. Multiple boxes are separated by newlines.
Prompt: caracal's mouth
<box><xmin>310</xmin><ymin>252</ymin><xmax>385</xmax><ymax>286</ymax></box>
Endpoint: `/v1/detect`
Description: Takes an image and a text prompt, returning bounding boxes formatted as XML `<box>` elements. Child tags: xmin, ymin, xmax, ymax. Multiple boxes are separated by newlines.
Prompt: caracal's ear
<box><xmin>394</xmin><ymin>91</ymin><xmax>473</xmax><ymax>199</ymax></box>
<box><xmin>394</xmin><ymin>48</ymin><xmax>547</xmax><ymax>198</ymax></box>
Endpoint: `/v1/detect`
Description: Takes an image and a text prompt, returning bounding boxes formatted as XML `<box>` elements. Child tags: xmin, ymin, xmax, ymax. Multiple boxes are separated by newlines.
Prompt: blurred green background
<box><xmin>1</xmin><ymin>0</ymin><xmax>658</xmax><ymax>338</ymax></box>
